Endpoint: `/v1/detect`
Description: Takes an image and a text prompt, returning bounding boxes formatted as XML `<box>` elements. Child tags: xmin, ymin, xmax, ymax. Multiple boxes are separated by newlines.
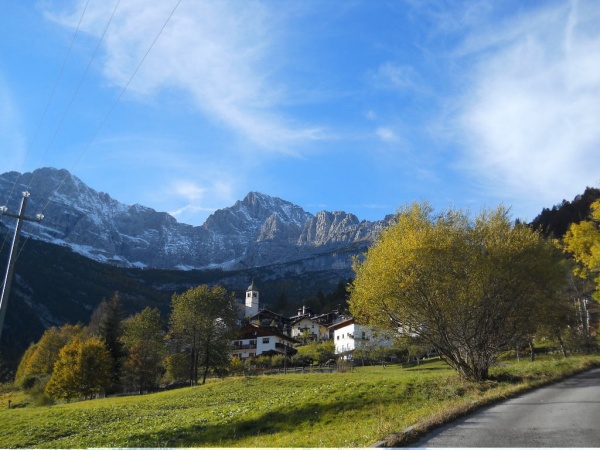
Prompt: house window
<box><xmin>336</xmin><ymin>335</ymin><xmax>339</xmax><ymax>340</ymax></box>
<box><xmin>262</xmin><ymin>338</ymin><xmax>270</xmax><ymax>344</ymax></box>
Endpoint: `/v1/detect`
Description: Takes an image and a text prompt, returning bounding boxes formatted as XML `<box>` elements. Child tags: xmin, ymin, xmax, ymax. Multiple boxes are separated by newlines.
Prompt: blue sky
<box><xmin>1</xmin><ymin>0</ymin><xmax>599</xmax><ymax>226</ymax></box>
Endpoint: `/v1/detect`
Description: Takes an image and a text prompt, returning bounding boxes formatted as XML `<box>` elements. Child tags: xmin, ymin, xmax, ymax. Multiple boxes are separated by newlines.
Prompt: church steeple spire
<box><xmin>245</xmin><ymin>279</ymin><xmax>259</xmax><ymax>317</ymax></box>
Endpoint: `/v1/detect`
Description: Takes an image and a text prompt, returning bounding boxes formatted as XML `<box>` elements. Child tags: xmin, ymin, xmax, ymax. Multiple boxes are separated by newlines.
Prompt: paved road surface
<box><xmin>411</xmin><ymin>367</ymin><xmax>600</xmax><ymax>447</ymax></box>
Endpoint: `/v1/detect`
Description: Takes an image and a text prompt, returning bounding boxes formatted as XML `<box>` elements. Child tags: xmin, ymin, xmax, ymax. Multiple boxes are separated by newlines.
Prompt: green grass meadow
<box><xmin>1</xmin><ymin>355</ymin><xmax>599</xmax><ymax>448</ymax></box>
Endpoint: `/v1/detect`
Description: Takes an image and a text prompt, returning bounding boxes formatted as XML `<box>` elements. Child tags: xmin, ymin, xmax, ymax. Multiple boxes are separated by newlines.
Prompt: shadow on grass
<box><xmin>488</xmin><ymin>372</ymin><xmax>523</xmax><ymax>383</ymax></box>
<box><xmin>121</xmin><ymin>391</ymin><xmax>395</xmax><ymax>447</ymax></box>
<box><xmin>403</xmin><ymin>358</ymin><xmax>448</xmax><ymax>371</ymax></box>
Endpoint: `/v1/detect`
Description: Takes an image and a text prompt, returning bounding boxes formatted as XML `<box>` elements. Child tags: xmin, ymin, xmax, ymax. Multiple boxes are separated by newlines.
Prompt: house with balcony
<box><xmin>231</xmin><ymin>324</ymin><xmax>298</xmax><ymax>360</ymax></box>
<box><xmin>329</xmin><ymin>318</ymin><xmax>393</xmax><ymax>359</ymax></box>
<box><xmin>290</xmin><ymin>316</ymin><xmax>330</xmax><ymax>342</ymax></box>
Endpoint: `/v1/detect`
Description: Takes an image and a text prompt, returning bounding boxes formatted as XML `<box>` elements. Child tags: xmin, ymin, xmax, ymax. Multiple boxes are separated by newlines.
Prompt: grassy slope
<box><xmin>1</xmin><ymin>355</ymin><xmax>599</xmax><ymax>448</ymax></box>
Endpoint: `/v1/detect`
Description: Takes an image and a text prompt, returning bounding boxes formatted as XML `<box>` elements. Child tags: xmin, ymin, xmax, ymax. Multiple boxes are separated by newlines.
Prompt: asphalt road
<box><xmin>411</xmin><ymin>367</ymin><xmax>600</xmax><ymax>447</ymax></box>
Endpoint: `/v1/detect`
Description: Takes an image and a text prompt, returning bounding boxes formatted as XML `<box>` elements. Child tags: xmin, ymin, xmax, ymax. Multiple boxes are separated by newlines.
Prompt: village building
<box><xmin>244</xmin><ymin>279</ymin><xmax>260</xmax><ymax>317</ymax></box>
<box><xmin>290</xmin><ymin>316</ymin><xmax>330</xmax><ymax>342</ymax></box>
<box><xmin>249</xmin><ymin>309</ymin><xmax>291</xmax><ymax>335</ymax></box>
<box><xmin>329</xmin><ymin>318</ymin><xmax>393</xmax><ymax>359</ymax></box>
<box><xmin>231</xmin><ymin>323</ymin><xmax>298</xmax><ymax>360</ymax></box>
<box><xmin>232</xmin><ymin>280</ymin><xmax>365</xmax><ymax>361</ymax></box>
<box><xmin>288</xmin><ymin>305</ymin><xmax>315</xmax><ymax>321</ymax></box>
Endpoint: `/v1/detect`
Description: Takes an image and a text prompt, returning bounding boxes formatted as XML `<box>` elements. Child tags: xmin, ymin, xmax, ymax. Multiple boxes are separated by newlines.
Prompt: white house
<box><xmin>329</xmin><ymin>318</ymin><xmax>393</xmax><ymax>358</ymax></box>
<box><xmin>290</xmin><ymin>316</ymin><xmax>329</xmax><ymax>342</ymax></box>
<box><xmin>231</xmin><ymin>324</ymin><xmax>298</xmax><ymax>360</ymax></box>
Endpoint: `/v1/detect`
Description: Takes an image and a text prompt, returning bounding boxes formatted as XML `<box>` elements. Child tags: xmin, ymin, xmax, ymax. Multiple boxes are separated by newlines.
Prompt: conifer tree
<box><xmin>88</xmin><ymin>293</ymin><xmax>125</xmax><ymax>393</ymax></box>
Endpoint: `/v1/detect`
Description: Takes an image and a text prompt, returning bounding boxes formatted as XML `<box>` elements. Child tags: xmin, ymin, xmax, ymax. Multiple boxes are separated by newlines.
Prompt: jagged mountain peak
<box><xmin>0</xmin><ymin>168</ymin><xmax>390</xmax><ymax>270</ymax></box>
<box><xmin>1</xmin><ymin>167</ymin><xmax>116</xmax><ymax>211</ymax></box>
<box><xmin>239</xmin><ymin>191</ymin><xmax>311</xmax><ymax>218</ymax></box>
<box><xmin>204</xmin><ymin>191</ymin><xmax>314</xmax><ymax>233</ymax></box>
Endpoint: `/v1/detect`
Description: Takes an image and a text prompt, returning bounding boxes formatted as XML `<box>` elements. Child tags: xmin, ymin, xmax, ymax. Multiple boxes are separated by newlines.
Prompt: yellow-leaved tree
<box><xmin>563</xmin><ymin>200</ymin><xmax>600</xmax><ymax>300</ymax></box>
<box><xmin>15</xmin><ymin>323</ymin><xmax>84</xmax><ymax>389</ymax></box>
<box><xmin>349</xmin><ymin>202</ymin><xmax>567</xmax><ymax>382</ymax></box>
<box><xmin>45</xmin><ymin>337</ymin><xmax>111</xmax><ymax>401</ymax></box>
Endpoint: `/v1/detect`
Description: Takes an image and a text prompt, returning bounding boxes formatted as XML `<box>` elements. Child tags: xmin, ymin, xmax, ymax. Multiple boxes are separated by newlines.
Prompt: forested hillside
<box><xmin>530</xmin><ymin>187</ymin><xmax>600</xmax><ymax>237</ymax></box>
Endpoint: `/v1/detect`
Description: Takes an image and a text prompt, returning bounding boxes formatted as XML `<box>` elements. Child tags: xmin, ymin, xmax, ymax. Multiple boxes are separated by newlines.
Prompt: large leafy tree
<box><xmin>168</xmin><ymin>285</ymin><xmax>237</xmax><ymax>385</ymax></box>
<box><xmin>45</xmin><ymin>337</ymin><xmax>111</xmax><ymax>401</ymax></box>
<box><xmin>122</xmin><ymin>307</ymin><xmax>166</xmax><ymax>394</ymax></box>
<box><xmin>349</xmin><ymin>202</ymin><xmax>567</xmax><ymax>382</ymax></box>
<box><xmin>563</xmin><ymin>200</ymin><xmax>600</xmax><ymax>300</ymax></box>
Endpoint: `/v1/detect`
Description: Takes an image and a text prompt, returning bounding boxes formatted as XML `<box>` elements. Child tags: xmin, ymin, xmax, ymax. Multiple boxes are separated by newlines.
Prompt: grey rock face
<box><xmin>0</xmin><ymin>168</ymin><xmax>392</xmax><ymax>270</ymax></box>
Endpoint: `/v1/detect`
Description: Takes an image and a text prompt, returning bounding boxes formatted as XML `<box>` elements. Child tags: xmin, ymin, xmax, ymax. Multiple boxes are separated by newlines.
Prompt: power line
<box><xmin>0</xmin><ymin>192</ymin><xmax>44</xmax><ymax>341</ymax></box>
<box><xmin>1</xmin><ymin>0</ymin><xmax>91</xmax><ymax>208</ymax></box>
<box><xmin>2</xmin><ymin>0</ymin><xmax>183</xmax><ymax>269</ymax></box>
<box><xmin>26</xmin><ymin>0</ymin><xmax>122</xmax><ymax>191</ymax></box>
<box><xmin>42</xmin><ymin>0</ymin><xmax>184</xmax><ymax>215</ymax></box>
<box><xmin>0</xmin><ymin>0</ymin><xmax>90</xmax><ymax>257</ymax></box>
<box><xmin>1</xmin><ymin>0</ymin><xmax>183</xmax><ymax>342</ymax></box>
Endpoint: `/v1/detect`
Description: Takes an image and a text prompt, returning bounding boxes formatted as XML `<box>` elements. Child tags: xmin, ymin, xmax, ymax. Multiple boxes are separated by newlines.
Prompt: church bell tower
<box><xmin>245</xmin><ymin>279</ymin><xmax>259</xmax><ymax>317</ymax></box>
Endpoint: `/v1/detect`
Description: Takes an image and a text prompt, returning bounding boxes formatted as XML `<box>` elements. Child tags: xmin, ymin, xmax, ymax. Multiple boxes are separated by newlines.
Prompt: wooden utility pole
<box><xmin>0</xmin><ymin>192</ymin><xmax>43</xmax><ymax>341</ymax></box>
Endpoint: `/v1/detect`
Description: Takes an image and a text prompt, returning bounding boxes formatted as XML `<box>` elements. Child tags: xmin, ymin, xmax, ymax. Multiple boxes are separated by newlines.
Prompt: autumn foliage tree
<box><xmin>45</xmin><ymin>337</ymin><xmax>111</xmax><ymax>401</ymax></box>
<box><xmin>563</xmin><ymin>199</ymin><xmax>600</xmax><ymax>300</ymax></box>
<box><xmin>349</xmin><ymin>203</ymin><xmax>567</xmax><ymax>382</ymax></box>
<box><xmin>15</xmin><ymin>323</ymin><xmax>84</xmax><ymax>389</ymax></box>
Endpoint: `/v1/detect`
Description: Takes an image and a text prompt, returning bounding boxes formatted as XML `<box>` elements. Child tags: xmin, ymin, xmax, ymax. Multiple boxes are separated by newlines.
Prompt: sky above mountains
<box><xmin>1</xmin><ymin>0</ymin><xmax>599</xmax><ymax>226</ymax></box>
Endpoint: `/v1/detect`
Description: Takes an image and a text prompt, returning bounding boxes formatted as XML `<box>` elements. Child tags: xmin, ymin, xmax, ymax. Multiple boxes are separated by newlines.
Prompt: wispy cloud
<box><xmin>375</xmin><ymin>127</ymin><xmax>399</xmax><ymax>143</ymax></box>
<box><xmin>456</xmin><ymin>0</ymin><xmax>600</xmax><ymax>209</ymax></box>
<box><xmin>370</xmin><ymin>62</ymin><xmax>418</xmax><ymax>91</ymax></box>
<box><xmin>166</xmin><ymin>177</ymin><xmax>236</xmax><ymax>224</ymax></box>
<box><xmin>48</xmin><ymin>0</ymin><xmax>326</xmax><ymax>151</ymax></box>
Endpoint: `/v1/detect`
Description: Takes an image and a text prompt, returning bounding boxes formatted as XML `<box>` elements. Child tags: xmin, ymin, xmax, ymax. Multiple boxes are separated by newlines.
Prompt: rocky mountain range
<box><xmin>0</xmin><ymin>168</ymin><xmax>392</xmax><ymax>272</ymax></box>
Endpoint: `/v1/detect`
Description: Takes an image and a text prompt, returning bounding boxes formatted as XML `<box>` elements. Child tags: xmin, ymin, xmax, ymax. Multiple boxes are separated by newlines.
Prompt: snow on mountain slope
<box><xmin>0</xmin><ymin>168</ymin><xmax>391</xmax><ymax>270</ymax></box>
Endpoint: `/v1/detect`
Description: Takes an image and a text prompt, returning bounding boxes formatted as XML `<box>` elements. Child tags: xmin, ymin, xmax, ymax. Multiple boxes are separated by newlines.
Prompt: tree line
<box><xmin>12</xmin><ymin>196</ymin><xmax>600</xmax><ymax>394</ymax></box>
<box><xmin>15</xmin><ymin>285</ymin><xmax>237</xmax><ymax>402</ymax></box>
